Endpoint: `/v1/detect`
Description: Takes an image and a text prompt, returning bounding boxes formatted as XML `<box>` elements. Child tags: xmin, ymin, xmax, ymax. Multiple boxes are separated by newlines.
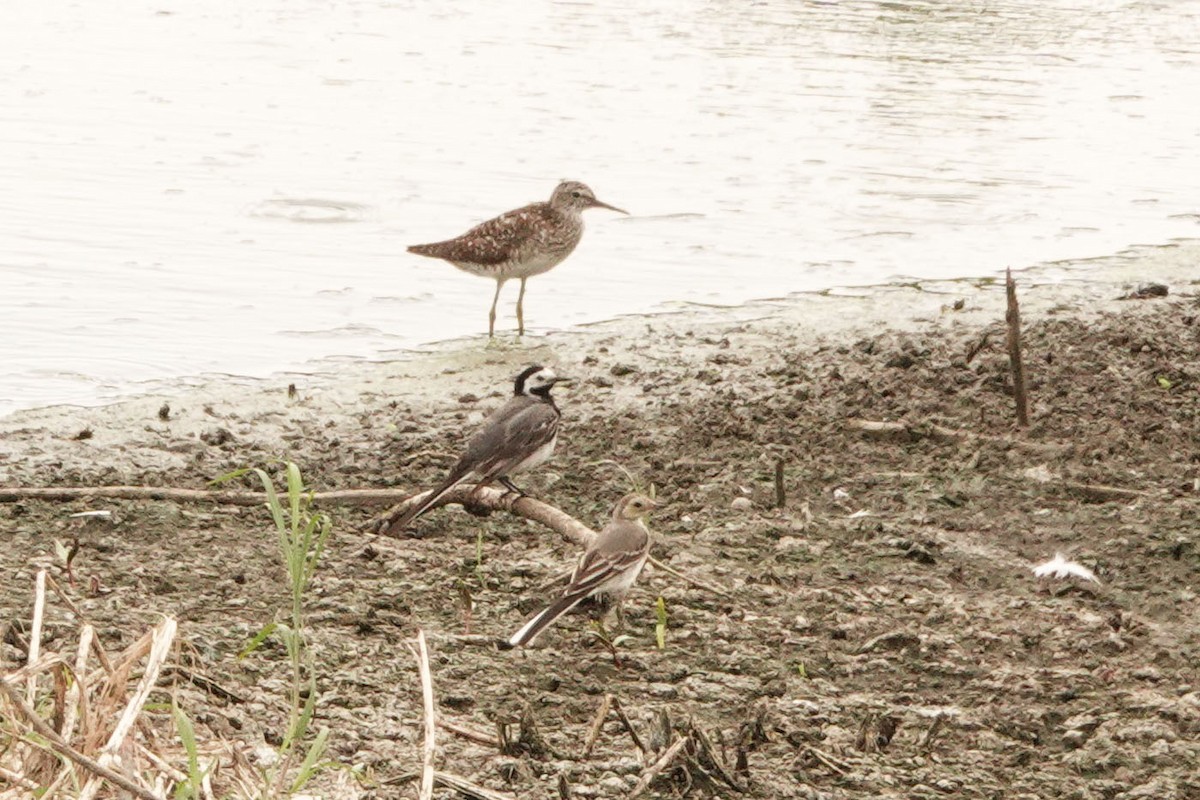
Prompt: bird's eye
<box><xmin>571</xmin><ymin>190</ymin><xmax>582</xmax><ymax>198</ymax></box>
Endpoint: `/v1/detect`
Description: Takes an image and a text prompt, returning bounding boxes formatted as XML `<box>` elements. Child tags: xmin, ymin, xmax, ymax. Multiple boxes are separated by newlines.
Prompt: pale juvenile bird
<box><xmin>392</xmin><ymin>365</ymin><xmax>569</xmax><ymax>531</ymax></box>
<box><xmin>407</xmin><ymin>181</ymin><xmax>627</xmax><ymax>337</ymax></box>
<box><xmin>507</xmin><ymin>493</ymin><xmax>658</xmax><ymax>648</ymax></box>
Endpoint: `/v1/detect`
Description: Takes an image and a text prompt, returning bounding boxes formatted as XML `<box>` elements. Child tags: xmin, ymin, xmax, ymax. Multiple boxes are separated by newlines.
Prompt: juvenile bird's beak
<box><xmin>590</xmin><ymin>197</ymin><xmax>628</xmax><ymax>215</ymax></box>
<box><xmin>551</xmin><ymin>376</ymin><xmax>573</xmax><ymax>385</ymax></box>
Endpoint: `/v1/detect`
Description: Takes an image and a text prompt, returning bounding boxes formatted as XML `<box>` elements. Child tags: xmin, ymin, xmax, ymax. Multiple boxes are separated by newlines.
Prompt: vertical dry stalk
<box><xmin>414</xmin><ymin>630</ymin><xmax>436</xmax><ymax>800</ymax></box>
<box><xmin>629</xmin><ymin>736</ymin><xmax>688</xmax><ymax>799</ymax></box>
<box><xmin>60</xmin><ymin>623</ymin><xmax>94</xmax><ymax>744</ymax></box>
<box><xmin>1005</xmin><ymin>268</ymin><xmax>1030</xmax><ymax>427</ymax></box>
<box><xmin>582</xmin><ymin>694</ymin><xmax>613</xmax><ymax>760</ymax></box>
<box><xmin>27</xmin><ymin>570</ymin><xmax>47</xmax><ymax>705</ymax></box>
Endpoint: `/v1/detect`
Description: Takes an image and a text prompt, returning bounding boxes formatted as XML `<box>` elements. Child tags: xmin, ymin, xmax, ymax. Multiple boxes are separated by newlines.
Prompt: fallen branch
<box><xmin>371</xmin><ymin>485</ymin><xmax>596</xmax><ymax>547</ymax></box>
<box><xmin>610</xmin><ymin>697</ymin><xmax>647</xmax><ymax>756</ymax></box>
<box><xmin>26</xmin><ymin>570</ymin><xmax>46</xmax><ymax>704</ymax></box>
<box><xmin>846</xmin><ymin>419</ymin><xmax>970</xmax><ymax>445</ymax></box>
<box><xmin>803</xmin><ymin>745</ymin><xmax>851</xmax><ymax>775</ymax></box>
<box><xmin>0</xmin><ymin>764</ymin><xmax>40</xmax><ymax>791</ymax></box>
<box><xmin>0</xmin><ymin>486</ymin><xmax>403</xmax><ymax>506</ymax></box>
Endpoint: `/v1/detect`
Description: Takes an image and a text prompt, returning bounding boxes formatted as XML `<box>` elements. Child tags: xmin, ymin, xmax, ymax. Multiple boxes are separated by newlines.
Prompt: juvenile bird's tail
<box><xmin>507</xmin><ymin>590</ymin><xmax>591</xmax><ymax>648</ymax></box>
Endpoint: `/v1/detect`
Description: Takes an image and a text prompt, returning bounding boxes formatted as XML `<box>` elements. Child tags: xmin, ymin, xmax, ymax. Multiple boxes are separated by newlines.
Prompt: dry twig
<box><xmin>582</xmin><ymin>694</ymin><xmax>613</xmax><ymax>760</ymax></box>
<box><xmin>434</xmin><ymin>770</ymin><xmax>514</xmax><ymax>800</ymax></box>
<box><xmin>629</xmin><ymin>737</ymin><xmax>689</xmax><ymax>799</ymax></box>
<box><xmin>0</xmin><ymin>486</ymin><xmax>402</xmax><ymax>506</ymax></box>
<box><xmin>411</xmin><ymin>630</ymin><xmax>437</xmax><ymax>800</ymax></box>
<box><xmin>1005</xmin><ymin>268</ymin><xmax>1030</xmax><ymax>426</ymax></box>
<box><xmin>440</xmin><ymin>719</ymin><xmax>499</xmax><ymax>748</ymax></box>
<box><xmin>26</xmin><ymin>570</ymin><xmax>47</xmax><ymax>705</ymax></box>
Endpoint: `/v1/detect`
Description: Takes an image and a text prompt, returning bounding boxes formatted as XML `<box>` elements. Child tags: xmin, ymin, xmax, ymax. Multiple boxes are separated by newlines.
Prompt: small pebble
<box><xmin>731</xmin><ymin>497</ymin><xmax>753</xmax><ymax>512</ymax></box>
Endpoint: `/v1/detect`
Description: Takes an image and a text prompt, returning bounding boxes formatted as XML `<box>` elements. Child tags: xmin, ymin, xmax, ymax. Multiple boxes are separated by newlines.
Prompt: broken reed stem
<box><xmin>60</xmin><ymin>623</ymin><xmax>94</xmax><ymax>744</ymax></box>
<box><xmin>646</xmin><ymin>556</ymin><xmax>731</xmax><ymax>598</ymax></box>
<box><xmin>0</xmin><ymin>678</ymin><xmax>165</xmax><ymax>800</ymax></box>
<box><xmin>610</xmin><ymin>696</ymin><xmax>647</xmax><ymax>755</ymax></box>
<box><xmin>1005</xmin><ymin>268</ymin><xmax>1030</xmax><ymax>427</ymax></box>
<box><xmin>378</xmin><ymin>485</ymin><xmax>595</xmax><ymax>547</ymax></box>
<box><xmin>629</xmin><ymin>736</ymin><xmax>689</xmax><ymax>799</ymax></box>
<box><xmin>27</xmin><ymin>569</ymin><xmax>47</xmax><ymax>705</ymax></box>
<box><xmin>413</xmin><ymin>630</ymin><xmax>437</xmax><ymax>800</ymax></box>
<box><xmin>439</xmin><ymin>719</ymin><xmax>499</xmax><ymax>748</ymax></box>
<box><xmin>582</xmin><ymin>694</ymin><xmax>613</xmax><ymax>760</ymax></box>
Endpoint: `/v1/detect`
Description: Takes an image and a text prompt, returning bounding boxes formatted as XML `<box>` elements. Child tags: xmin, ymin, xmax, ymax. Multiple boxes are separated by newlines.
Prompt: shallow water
<box><xmin>2</xmin><ymin>0</ymin><xmax>1199</xmax><ymax>416</ymax></box>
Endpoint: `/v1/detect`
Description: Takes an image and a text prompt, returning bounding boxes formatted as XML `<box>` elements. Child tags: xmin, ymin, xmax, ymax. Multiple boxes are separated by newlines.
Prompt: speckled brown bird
<box><xmin>407</xmin><ymin>181</ymin><xmax>626</xmax><ymax>337</ymax></box>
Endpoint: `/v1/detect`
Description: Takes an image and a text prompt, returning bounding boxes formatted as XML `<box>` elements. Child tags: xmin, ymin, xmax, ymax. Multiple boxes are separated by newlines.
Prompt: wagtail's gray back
<box><xmin>392</xmin><ymin>365</ymin><xmax>571</xmax><ymax>531</ymax></box>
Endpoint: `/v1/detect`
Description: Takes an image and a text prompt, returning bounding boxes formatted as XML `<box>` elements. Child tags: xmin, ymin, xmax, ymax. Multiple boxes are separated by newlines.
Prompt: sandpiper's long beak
<box><xmin>590</xmin><ymin>198</ymin><xmax>628</xmax><ymax>215</ymax></box>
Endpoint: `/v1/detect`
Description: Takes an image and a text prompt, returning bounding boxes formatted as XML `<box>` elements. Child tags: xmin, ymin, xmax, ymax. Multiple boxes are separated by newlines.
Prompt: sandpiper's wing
<box><xmin>408</xmin><ymin>203</ymin><xmax>557</xmax><ymax>266</ymax></box>
<box><xmin>457</xmin><ymin>395</ymin><xmax>560</xmax><ymax>482</ymax></box>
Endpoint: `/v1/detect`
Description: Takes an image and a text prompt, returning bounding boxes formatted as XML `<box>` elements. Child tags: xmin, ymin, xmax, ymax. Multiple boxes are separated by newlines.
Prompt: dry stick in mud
<box><xmin>628</xmin><ymin>736</ymin><xmax>689</xmax><ymax>799</ymax></box>
<box><xmin>0</xmin><ymin>486</ymin><xmax>403</xmax><ymax>505</ymax></box>
<box><xmin>582</xmin><ymin>694</ymin><xmax>613</xmax><ymax>760</ymax></box>
<box><xmin>409</xmin><ymin>630</ymin><xmax>437</xmax><ymax>800</ymax></box>
<box><xmin>1006</xmin><ymin>267</ymin><xmax>1030</xmax><ymax>427</ymax></box>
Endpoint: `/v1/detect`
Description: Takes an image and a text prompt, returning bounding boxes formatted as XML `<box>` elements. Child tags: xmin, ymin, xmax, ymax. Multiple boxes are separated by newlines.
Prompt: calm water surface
<box><xmin>2</xmin><ymin>0</ymin><xmax>1199</xmax><ymax>415</ymax></box>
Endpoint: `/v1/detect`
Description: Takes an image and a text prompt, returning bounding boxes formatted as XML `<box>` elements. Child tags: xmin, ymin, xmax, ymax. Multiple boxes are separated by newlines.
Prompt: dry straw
<box><xmin>0</xmin><ymin>570</ymin><xmax>258</xmax><ymax>799</ymax></box>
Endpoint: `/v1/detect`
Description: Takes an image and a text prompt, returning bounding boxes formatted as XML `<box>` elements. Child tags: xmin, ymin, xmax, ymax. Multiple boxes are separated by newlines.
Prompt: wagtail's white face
<box><xmin>615</xmin><ymin>493</ymin><xmax>658</xmax><ymax>521</ymax></box>
<box><xmin>515</xmin><ymin>365</ymin><xmax>570</xmax><ymax>397</ymax></box>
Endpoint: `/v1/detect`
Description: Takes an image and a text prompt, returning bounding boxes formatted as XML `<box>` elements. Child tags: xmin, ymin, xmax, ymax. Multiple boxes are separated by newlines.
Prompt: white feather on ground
<box><xmin>1031</xmin><ymin>553</ymin><xmax>1100</xmax><ymax>583</ymax></box>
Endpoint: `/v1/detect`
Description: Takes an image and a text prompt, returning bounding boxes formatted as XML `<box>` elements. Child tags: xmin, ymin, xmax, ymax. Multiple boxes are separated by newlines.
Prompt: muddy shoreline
<box><xmin>2</xmin><ymin>243</ymin><xmax>1199</xmax><ymax>799</ymax></box>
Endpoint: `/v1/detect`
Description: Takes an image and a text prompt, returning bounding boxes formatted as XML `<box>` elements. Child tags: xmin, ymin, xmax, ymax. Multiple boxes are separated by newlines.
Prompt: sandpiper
<box><xmin>408</xmin><ymin>181</ymin><xmax>627</xmax><ymax>337</ymax></box>
<box><xmin>391</xmin><ymin>365</ymin><xmax>569</xmax><ymax>531</ymax></box>
<box><xmin>507</xmin><ymin>493</ymin><xmax>657</xmax><ymax>648</ymax></box>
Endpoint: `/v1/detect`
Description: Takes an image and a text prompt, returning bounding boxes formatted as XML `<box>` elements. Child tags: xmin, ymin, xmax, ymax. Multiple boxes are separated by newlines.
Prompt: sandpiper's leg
<box><xmin>488</xmin><ymin>279</ymin><xmax>505</xmax><ymax>338</ymax></box>
<box><xmin>516</xmin><ymin>277</ymin><xmax>528</xmax><ymax>337</ymax></box>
